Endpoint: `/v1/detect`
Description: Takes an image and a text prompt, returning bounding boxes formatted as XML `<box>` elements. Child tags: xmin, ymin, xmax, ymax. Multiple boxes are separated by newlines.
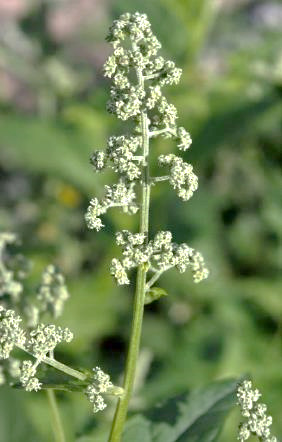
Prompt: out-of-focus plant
<box><xmin>0</xmin><ymin>232</ymin><xmax>123</xmax><ymax>442</ymax></box>
<box><xmin>0</xmin><ymin>4</ymin><xmax>281</xmax><ymax>442</ymax></box>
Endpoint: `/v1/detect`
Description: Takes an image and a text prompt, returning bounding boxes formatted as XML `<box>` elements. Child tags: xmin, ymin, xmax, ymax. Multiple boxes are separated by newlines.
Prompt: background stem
<box><xmin>46</xmin><ymin>390</ymin><xmax>66</xmax><ymax>442</ymax></box>
<box><xmin>108</xmin><ymin>69</ymin><xmax>150</xmax><ymax>442</ymax></box>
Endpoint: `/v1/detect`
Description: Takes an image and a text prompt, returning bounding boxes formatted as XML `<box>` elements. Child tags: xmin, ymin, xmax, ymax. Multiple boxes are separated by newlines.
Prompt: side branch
<box><xmin>17</xmin><ymin>344</ymin><xmax>87</xmax><ymax>381</ymax></box>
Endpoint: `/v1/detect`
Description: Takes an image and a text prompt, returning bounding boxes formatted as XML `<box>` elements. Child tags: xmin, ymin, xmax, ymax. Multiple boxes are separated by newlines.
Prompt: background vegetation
<box><xmin>0</xmin><ymin>0</ymin><xmax>281</xmax><ymax>440</ymax></box>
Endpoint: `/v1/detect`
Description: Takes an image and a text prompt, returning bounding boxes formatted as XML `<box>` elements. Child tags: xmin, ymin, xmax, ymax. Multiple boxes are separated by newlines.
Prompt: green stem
<box><xmin>17</xmin><ymin>344</ymin><xmax>87</xmax><ymax>381</ymax></box>
<box><xmin>108</xmin><ymin>68</ymin><xmax>150</xmax><ymax>442</ymax></box>
<box><xmin>146</xmin><ymin>269</ymin><xmax>165</xmax><ymax>290</ymax></box>
<box><xmin>46</xmin><ymin>389</ymin><xmax>66</xmax><ymax>442</ymax></box>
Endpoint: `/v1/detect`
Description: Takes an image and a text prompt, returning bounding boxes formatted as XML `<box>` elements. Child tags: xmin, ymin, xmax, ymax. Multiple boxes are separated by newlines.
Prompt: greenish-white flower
<box><xmin>86</xmin><ymin>367</ymin><xmax>113</xmax><ymax>413</ymax></box>
<box><xmin>237</xmin><ymin>380</ymin><xmax>277</xmax><ymax>442</ymax></box>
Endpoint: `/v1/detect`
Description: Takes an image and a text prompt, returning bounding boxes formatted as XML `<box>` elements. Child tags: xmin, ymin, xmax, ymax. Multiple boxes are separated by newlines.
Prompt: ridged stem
<box><xmin>108</xmin><ymin>68</ymin><xmax>150</xmax><ymax>442</ymax></box>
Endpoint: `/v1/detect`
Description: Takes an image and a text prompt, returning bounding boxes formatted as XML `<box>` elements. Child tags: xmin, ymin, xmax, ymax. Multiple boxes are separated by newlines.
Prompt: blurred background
<box><xmin>0</xmin><ymin>0</ymin><xmax>281</xmax><ymax>441</ymax></box>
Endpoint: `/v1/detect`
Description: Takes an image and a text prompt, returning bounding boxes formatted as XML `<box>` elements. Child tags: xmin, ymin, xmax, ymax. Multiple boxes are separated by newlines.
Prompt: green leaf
<box><xmin>122</xmin><ymin>379</ymin><xmax>239</xmax><ymax>442</ymax></box>
<box><xmin>145</xmin><ymin>287</ymin><xmax>168</xmax><ymax>305</ymax></box>
<box><xmin>122</xmin><ymin>415</ymin><xmax>152</xmax><ymax>442</ymax></box>
<box><xmin>150</xmin><ymin>378</ymin><xmax>239</xmax><ymax>442</ymax></box>
<box><xmin>0</xmin><ymin>113</ymin><xmax>100</xmax><ymax>195</ymax></box>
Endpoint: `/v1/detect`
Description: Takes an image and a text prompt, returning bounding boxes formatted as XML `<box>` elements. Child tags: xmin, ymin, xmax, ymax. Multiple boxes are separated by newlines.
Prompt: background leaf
<box><xmin>122</xmin><ymin>415</ymin><xmax>153</xmax><ymax>442</ymax></box>
<box><xmin>151</xmin><ymin>378</ymin><xmax>239</xmax><ymax>442</ymax></box>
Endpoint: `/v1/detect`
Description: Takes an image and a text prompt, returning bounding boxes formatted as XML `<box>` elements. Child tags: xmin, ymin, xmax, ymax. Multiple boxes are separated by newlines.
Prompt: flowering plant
<box><xmin>0</xmin><ymin>12</ymin><xmax>277</xmax><ymax>442</ymax></box>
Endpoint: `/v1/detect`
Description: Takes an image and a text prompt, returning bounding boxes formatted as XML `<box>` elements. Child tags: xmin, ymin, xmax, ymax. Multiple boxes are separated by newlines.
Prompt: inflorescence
<box><xmin>86</xmin><ymin>367</ymin><xmax>114</xmax><ymax>413</ymax></box>
<box><xmin>237</xmin><ymin>380</ymin><xmax>277</xmax><ymax>442</ymax></box>
<box><xmin>110</xmin><ymin>230</ymin><xmax>208</xmax><ymax>285</ymax></box>
<box><xmin>0</xmin><ymin>232</ymin><xmax>118</xmax><ymax>413</ymax></box>
<box><xmin>85</xmin><ymin>11</ymin><xmax>208</xmax><ymax>288</ymax></box>
<box><xmin>0</xmin><ymin>305</ymin><xmax>73</xmax><ymax>391</ymax></box>
<box><xmin>0</xmin><ymin>233</ymin><xmax>23</xmax><ymax>301</ymax></box>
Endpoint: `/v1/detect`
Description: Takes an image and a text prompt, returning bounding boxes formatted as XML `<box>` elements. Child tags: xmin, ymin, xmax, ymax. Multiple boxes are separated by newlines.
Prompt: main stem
<box><xmin>46</xmin><ymin>390</ymin><xmax>66</xmax><ymax>442</ymax></box>
<box><xmin>108</xmin><ymin>69</ymin><xmax>150</xmax><ymax>442</ymax></box>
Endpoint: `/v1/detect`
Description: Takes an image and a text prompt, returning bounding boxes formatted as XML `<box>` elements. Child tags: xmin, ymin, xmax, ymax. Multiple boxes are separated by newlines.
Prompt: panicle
<box><xmin>85</xmin><ymin>12</ymin><xmax>209</xmax><ymax>289</ymax></box>
<box><xmin>111</xmin><ymin>230</ymin><xmax>208</xmax><ymax>286</ymax></box>
<box><xmin>237</xmin><ymin>380</ymin><xmax>277</xmax><ymax>442</ymax></box>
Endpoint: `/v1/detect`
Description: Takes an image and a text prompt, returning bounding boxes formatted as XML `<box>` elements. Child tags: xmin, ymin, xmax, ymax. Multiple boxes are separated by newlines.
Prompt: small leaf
<box><xmin>122</xmin><ymin>415</ymin><xmax>152</xmax><ymax>442</ymax></box>
<box><xmin>145</xmin><ymin>287</ymin><xmax>168</xmax><ymax>305</ymax></box>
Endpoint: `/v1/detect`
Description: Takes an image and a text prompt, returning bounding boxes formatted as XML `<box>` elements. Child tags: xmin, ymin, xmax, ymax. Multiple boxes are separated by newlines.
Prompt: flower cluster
<box><xmin>18</xmin><ymin>323</ymin><xmax>73</xmax><ymax>392</ymax></box>
<box><xmin>85</xmin><ymin>367</ymin><xmax>113</xmax><ymax>413</ymax></box>
<box><xmin>37</xmin><ymin>265</ymin><xmax>70</xmax><ymax>319</ymax></box>
<box><xmin>20</xmin><ymin>360</ymin><xmax>42</xmax><ymax>392</ymax></box>
<box><xmin>0</xmin><ymin>304</ymin><xmax>73</xmax><ymax>392</ymax></box>
<box><xmin>151</xmin><ymin>96</ymin><xmax>178</xmax><ymax>129</ymax></box>
<box><xmin>90</xmin><ymin>136</ymin><xmax>142</xmax><ymax>181</ymax></box>
<box><xmin>26</xmin><ymin>324</ymin><xmax>73</xmax><ymax>360</ymax></box>
<box><xmin>85</xmin><ymin>12</ymin><xmax>198</xmax><ymax>233</ymax></box>
<box><xmin>0</xmin><ymin>233</ymin><xmax>23</xmax><ymax>301</ymax></box>
<box><xmin>237</xmin><ymin>380</ymin><xmax>277</xmax><ymax>442</ymax></box>
<box><xmin>85</xmin><ymin>181</ymin><xmax>138</xmax><ymax>231</ymax></box>
<box><xmin>107</xmin><ymin>85</ymin><xmax>145</xmax><ymax>121</ymax></box>
<box><xmin>104</xmin><ymin>12</ymin><xmax>182</xmax><ymax>123</ymax></box>
<box><xmin>176</xmin><ymin>127</ymin><xmax>192</xmax><ymax>151</ymax></box>
<box><xmin>0</xmin><ymin>233</ymin><xmax>75</xmax><ymax>391</ymax></box>
<box><xmin>85</xmin><ymin>12</ymin><xmax>209</xmax><ymax>291</ymax></box>
<box><xmin>147</xmin><ymin>59</ymin><xmax>182</xmax><ymax>86</ymax></box>
<box><xmin>110</xmin><ymin>230</ymin><xmax>208</xmax><ymax>285</ymax></box>
<box><xmin>0</xmin><ymin>306</ymin><xmax>26</xmax><ymax>359</ymax></box>
<box><xmin>159</xmin><ymin>154</ymin><xmax>198</xmax><ymax>201</ymax></box>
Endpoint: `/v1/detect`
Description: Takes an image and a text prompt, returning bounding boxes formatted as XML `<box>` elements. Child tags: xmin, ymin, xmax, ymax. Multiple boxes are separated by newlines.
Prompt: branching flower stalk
<box><xmin>85</xmin><ymin>12</ymin><xmax>209</xmax><ymax>441</ymax></box>
<box><xmin>0</xmin><ymin>233</ymin><xmax>123</xmax><ymax>441</ymax></box>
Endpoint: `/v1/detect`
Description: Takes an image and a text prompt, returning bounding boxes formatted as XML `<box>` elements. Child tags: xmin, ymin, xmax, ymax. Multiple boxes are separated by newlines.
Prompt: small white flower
<box><xmin>90</xmin><ymin>151</ymin><xmax>107</xmax><ymax>172</ymax></box>
<box><xmin>27</xmin><ymin>323</ymin><xmax>73</xmax><ymax>360</ymax></box>
<box><xmin>237</xmin><ymin>380</ymin><xmax>277</xmax><ymax>442</ymax></box>
<box><xmin>85</xmin><ymin>198</ymin><xmax>105</xmax><ymax>231</ymax></box>
<box><xmin>0</xmin><ymin>307</ymin><xmax>26</xmax><ymax>359</ymax></box>
<box><xmin>177</xmin><ymin>127</ymin><xmax>192</xmax><ymax>151</ymax></box>
<box><xmin>85</xmin><ymin>367</ymin><xmax>113</xmax><ymax>413</ymax></box>
<box><xmin>37</xmin><ymin>265</ymin><xmax>70</xmax><ymax>319</ymax></box>
<box><xmin>159</xmin><ymin>154</ymin><xmax>198</xmax><ymax>201</ymax></box>
<box><xmin>110</xmin><ymin>259</ymin><xmax>130</xmax><ymax>285</ymax></box>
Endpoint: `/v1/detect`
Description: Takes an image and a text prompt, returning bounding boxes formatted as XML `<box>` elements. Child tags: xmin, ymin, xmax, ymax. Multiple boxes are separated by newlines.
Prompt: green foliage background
<box><xmin>0</xmin><ymin>0</ymin><xmax>281</xmax><ymax>440</ymax></box>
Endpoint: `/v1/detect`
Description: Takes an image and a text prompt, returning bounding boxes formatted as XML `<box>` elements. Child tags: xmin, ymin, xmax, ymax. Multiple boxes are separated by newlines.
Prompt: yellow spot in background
<box><xmin>56</xmin><ymin>184</ymin><xmax>81</xmax><ymax>207</ymax></box>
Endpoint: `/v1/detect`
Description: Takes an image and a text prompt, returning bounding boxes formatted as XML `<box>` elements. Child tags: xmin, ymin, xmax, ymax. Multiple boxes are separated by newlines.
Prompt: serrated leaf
<box><xmin>122</xmin><ymin>415</ymin><xmax>153</xmax><ymax>442</ymax></box>
<box><xmin>145</xmin><ymin>287</ymin><xmax>168</xmax><ymax>305</ymax></box>
<box><xmin>150</xmin><ymin>378</ymin><xmax>239</xmax><ymax>442</ymax></box>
